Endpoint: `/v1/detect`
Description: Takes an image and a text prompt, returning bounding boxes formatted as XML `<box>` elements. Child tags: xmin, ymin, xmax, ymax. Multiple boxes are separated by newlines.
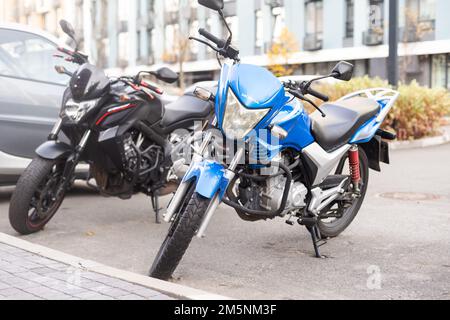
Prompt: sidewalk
<box><xmin>0</xmin><ymin>233</ymin><xmax>228</xmax><ymax>301</ymax></box>
<box><xmin>0</xmin><ymin>242</ymin><xmax>173</xmax><ymax>300</ymax></box>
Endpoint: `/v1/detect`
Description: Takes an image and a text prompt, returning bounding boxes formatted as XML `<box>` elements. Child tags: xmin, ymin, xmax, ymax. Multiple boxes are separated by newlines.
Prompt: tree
<box><xmin>267</xmin><ymin>28</ymin><xmax>299</xmax><ymax>77</ymax></box>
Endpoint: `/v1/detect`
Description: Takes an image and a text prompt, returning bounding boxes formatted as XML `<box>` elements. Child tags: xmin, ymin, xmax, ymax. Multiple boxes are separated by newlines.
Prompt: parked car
<box><xmin>0</xmin><ymin>24</ymin><xmax>76</xmax><ymax>186</ymax></box>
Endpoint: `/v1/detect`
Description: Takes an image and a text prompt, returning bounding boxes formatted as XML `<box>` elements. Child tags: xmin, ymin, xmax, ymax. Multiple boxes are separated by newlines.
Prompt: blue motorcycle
<box><xmin>150</xmin><ymin>0</ymin><xmax>400</xmax><ymax>280</ymax></box>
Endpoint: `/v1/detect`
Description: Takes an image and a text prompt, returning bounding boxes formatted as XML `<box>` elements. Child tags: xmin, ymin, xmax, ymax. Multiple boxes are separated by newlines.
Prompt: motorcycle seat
<box><xmin>161</xmin><ymin>92</ymin><xmax>213</xmax><ymax>131</ymax></box>
<box><xmin>310</xmin><ymin>97</ymin><xmax>380</xmax><ymax>152</ymax></box>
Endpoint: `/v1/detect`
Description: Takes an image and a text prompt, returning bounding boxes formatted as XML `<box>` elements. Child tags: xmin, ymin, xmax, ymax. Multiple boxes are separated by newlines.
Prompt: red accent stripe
<box><xmin>96</xmin><ymin>104</ymin><xmax>136</xmax><ymax>126</ymax></box>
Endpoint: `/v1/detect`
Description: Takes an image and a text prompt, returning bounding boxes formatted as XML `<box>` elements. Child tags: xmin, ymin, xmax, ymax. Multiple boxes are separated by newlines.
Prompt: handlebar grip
<box><xmin>199</xmin><ymin>28</ymin><xmax>226</xmax><ymax>48</ymax></box>
<box><xmin>140</xmin><ymin>81</ymin><xmax>164</xmax><ymax>95</ymax></box>
<box><xmin>306</xmin><ymin>87</ymin><xmax>329</xmax><ymax>102</ymax></box>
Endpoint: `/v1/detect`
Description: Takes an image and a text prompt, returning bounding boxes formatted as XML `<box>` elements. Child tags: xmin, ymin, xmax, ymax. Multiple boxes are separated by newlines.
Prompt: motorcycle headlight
<box><xmin>222</xmin><ymin>89</ymin><xmax>270</xmax><ymax>140</ymax></box>
<box><xmin>63</xmin><ymin>98</ymin><xmax>100</xmax><ymax>123</ymax></box>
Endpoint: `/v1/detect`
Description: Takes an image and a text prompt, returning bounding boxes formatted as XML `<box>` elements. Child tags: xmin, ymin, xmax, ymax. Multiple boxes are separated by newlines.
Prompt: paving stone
<box><xmin>127</xmin><ymin>286</ymin><xmax>162</xmax><ymax>298</ymax></box>
<box><xmin>32</xmin><ymin>267</ymin><xmax>61</xmax><ymax>275</ymax></box>
<box><xmin>77</xmin><ymin>280</ymin><xmax>105</xmax><ymax>290</ymax></box>
<box><xmin>0</xmin><ymin>242</ymin><xmax>175</xmax><ymax>301</ymax></box>
<box><xmin>150</xmin><ymin>294</ymin><xmax>176</xmax><ymax>300</ymax></box>
<box><xmin>90</xmin><ymin>284</ymin><xmax>130</xmax><ymax>297</ymax></box>
<box><xmin>0</xmin><ymin>282</ymin><xmax>9</xmax><ymax>290</ymax></box>
<box><xmin>119</xmin><ymin>294</ymin><xmax>146</xmax><ymax>300</ymax></box>
<box><xmin>0</xmin><ymin>287</ymin><xmax>27</xmax><ymax>297</ymax></box>
<box><xmin>74</xmin><ymin>291</ymin><xmax>114</xmax><ymax>300</ymax></box>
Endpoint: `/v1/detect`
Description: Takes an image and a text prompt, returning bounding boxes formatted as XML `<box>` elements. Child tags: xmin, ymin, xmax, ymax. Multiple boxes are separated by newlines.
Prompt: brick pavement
<box><xmin>0</xmin><ymin>243</ymin><xmax>174</xmax><ymax>300</ymax></box>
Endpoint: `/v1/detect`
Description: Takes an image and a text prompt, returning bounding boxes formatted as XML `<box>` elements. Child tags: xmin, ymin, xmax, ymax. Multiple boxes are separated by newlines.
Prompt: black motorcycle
<box><xmin>9</xmin><ymin>20</ymin><xmax>214</xmax><ymax>235</ymax></box>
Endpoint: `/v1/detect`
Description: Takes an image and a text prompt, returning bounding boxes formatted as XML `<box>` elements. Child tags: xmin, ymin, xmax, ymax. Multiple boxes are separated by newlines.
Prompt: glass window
<box><xmin>345</xmin><ymin>0</ymin><xmax>354</xmax><ymax>38</ymax></box>
<box><xmin>255</xmin><ymin>10</ymin><xmax>263</xmax><ymax>54</ymax></box>
<box><xmin>0</xmin><ymin>29</ymin><xmax>73</xmax><ymax>85</ymax></box>
<box><xmin>272</xmin><ymin>6</ymin><xmax>286</xmax><ymax>40</ymax></box>
<box><xmin>305</xmin><ymin>0</ymin><xmax>323</xmax><ymax>37</ymax></box>
<box><xmin>406</xmin><ymin>0</ymin><xmax>436</xmax><ymax>22</ymax></box>
<box><xmin>431</xmin><ymin>54</ymin><xmax>447</xmax><ymax>88</ymax></box>
<box><xmin>369</xmin><ymin>0</ymin><xmax>384</xmax><ymax>30</ymax></box>
<box><xmin>447</xmin><ymin>55</ymin><xmax>450</xmax><ymax>90</ymax></box>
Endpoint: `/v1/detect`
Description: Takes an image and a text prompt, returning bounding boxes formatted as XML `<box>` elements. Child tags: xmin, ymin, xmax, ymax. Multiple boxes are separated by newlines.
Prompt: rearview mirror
<box><xmin>151</xmin><ymin>67</ymin><xmax>179</xmax><ymax>84</ymax></box>
<box><xmin>198</xmin><ymin>0</ymin><xmax>224</xmax><ymax>11</ymax></box>
<box><xmin>60</xmin><ymin>20</ymin><xmax>76</xmax><ymax>40</ymax></box>
<box><xmin>331</xmin><ymin>61</ymin><xmax>354</xmax><ymax>81</ymax></box>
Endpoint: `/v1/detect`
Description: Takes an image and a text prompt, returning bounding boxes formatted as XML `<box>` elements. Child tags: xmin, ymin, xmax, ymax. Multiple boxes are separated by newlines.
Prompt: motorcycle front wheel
<box><xmin>9</xmin><ymin>157</ymin><xmax>67</xmax><ymax>235</ymax></box>
<box><xmin>149</xmin><ymin>187</ymin><xmax>209</xmax><ymax>280</ymax></box>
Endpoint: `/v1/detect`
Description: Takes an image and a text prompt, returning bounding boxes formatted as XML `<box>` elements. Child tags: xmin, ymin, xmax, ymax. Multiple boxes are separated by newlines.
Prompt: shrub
<box><xmin>315</xmin><ymin>77</ymin><xmax>450</xmax><ymax>141</ymax></box>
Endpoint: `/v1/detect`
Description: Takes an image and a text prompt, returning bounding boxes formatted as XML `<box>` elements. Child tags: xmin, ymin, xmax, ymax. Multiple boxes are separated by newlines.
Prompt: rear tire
<box><xmin>150</xmin><ymin>192</ymin><xmax>210</xmax><ymax>280</ymax></box>
<box><xmin>318</xmin><ymin>148</ymin><xmax>369</xmax><ymax>239</ymax></box>
<box><xmin>9</xmin><ymin>157</ymin><xmax>66</xmax><ymax>235</ymax></box>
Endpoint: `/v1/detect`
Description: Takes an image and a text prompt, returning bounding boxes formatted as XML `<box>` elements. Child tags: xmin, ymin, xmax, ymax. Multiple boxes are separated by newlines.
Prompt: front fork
<box><xmin>163</xmin><ymin>119</ymin><xmax>245</xmax><ymax>238</ymax></box>
<box><xmin>58</xmin><ymin>128</ymin><xmax>92</xmax><ymax>195</ymax></box>
<box><xmin>196</xmin><ymin>147</ymin><xmax>244</xmax><ymax>238</ymax></box>
<box><xmin>164</xmin><ymin>118</ymin><xmax>218</xmax><ymax>223</ymax></box>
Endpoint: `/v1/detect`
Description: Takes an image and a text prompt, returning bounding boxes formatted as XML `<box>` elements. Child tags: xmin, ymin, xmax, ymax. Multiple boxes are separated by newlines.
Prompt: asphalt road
<box><xmin>1</xmin><ymin>144</ymin><xmax>449</xmax><ymax>300</ymax></box>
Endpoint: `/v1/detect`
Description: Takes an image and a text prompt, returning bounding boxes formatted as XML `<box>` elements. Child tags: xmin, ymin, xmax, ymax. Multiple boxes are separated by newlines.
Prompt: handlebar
<box><xmin>306</xmin><ymin>87</ymin><xmax>329</xmax><ymax>102</ymax></box>
<box><xmin>192</xmin><ymin>28</ymin><xmax>240</xmax><ymax>61</ymax></box>
<box><xmin>56</xmin><ymin>47</ymin><xmax>88</xmax><ymax>65</ymax></box>
<box><xmin>199</xmin><ymin>28</ymin><xmax>226</xmax><ymax>48</ymax></box>
<box><xmin>283</xmin><ymin>80</ymin><xmax>329</xmax><ymax>102</ymax></box>
<box><xmin>140</xmin><ymin>81</ymin><xmax>164</xmax><ymax>95</ymax></box>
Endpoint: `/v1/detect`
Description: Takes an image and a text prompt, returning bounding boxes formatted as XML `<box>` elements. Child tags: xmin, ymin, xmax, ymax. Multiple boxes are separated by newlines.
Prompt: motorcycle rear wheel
<box><xmin>318</xmin><ymin>148</ymin><xmax>369</xmax><ymax>239</ymax></box>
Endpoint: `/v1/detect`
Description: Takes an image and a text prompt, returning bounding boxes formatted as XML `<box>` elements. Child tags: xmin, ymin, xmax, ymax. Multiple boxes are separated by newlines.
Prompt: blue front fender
<box><xmin>183</xmin><ymin>161</ymin><xmax>230</xmax><ymax>199</ymax></box>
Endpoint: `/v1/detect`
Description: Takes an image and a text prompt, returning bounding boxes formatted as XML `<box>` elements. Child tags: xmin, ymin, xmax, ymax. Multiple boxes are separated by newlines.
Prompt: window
<box><xmin>305</xmin><ymin>0</ymin><xmax>323</xmax><ymax>38</ymax></box>
<box><xmin>345</xmin><ymin>0</ymin><xmax>354</xmax><ymax>39</ymax></box>
<box><xmin>255</xmin><ymin>10</ymin><xmax>263</xmax><ymax>54</ymax></box>
<box><xmin>407</xmin><ymin>0</ymin><xmax>436</xmax><ymax>21</ymax></box>
<box><xmin>0</xmin><ymin>29</ymin><xmax>73</xmax><ymax>85</ymax></box>
<box><xmin>272</xmin><ymin>6</ymin><xmax>286</xmax><ymax>41</ymax></box>
<box><xmin>448</xmin><ymin>57</ymin><xmax>450</xmax><ymax>90</ymax></box>
<box><xmin>402</xmin><ymin>0</ymin><xmax>436</xmax><ymax>41</ymax></box>
<box><xmin>431</xmin><ymin>54</ymin><xmax>448</xmax><ymax>89</ymax></box>
<box><xmin>369</xmin><ymin>0</ymin><xmax>384</xmax><ymax>30</ymax></box>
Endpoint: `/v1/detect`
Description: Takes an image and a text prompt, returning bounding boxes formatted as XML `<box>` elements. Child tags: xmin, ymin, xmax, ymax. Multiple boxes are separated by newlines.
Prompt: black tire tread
<box><xmin>150</xmin><ymin>193</ymin><xmax>209</xmax><ymax>280</ymax></box>
<box><xmin>9</xmin><ymin>157</ymin><xmax>59</xmax><ymax>235</ymax></box>
<box><xmin>318</xmin><ymin>149</ymin><xmax>369</xmax><ymax>239</ymax></box>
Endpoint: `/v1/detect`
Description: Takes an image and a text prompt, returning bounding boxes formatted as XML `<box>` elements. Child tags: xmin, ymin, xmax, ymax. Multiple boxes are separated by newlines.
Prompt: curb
<box><xmin>0</xmin><ymin>233</ymin><xmax>230</xmax><ymax>300</ymax></box>
<box><xmin>390</xmin><ymin>126</ymin><xmax>450</xmax><ymax>150</ymax></box>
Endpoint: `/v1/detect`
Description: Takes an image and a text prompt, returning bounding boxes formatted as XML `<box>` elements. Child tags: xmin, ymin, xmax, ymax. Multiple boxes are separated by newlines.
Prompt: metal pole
<box><xmin>388</xmin><ymin>0</ymin><xmax>399</xmax><ymax>86</ymax></box>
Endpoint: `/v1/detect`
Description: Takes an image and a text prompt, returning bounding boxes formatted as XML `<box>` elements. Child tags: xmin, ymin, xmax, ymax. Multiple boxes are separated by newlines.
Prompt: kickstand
<box><xmin>151</xmin><ymin>193</ymin><xmax>161</xmax><ymax>224</ymax></box>
<box><xmin>306</xmin><ymin>226</ymin><xmax>327</xmax><ymax>259</ymax></box>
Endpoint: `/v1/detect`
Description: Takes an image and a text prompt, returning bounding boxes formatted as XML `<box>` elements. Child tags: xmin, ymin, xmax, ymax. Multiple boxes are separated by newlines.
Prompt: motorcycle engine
<box><xmin>260</xmin><ymin>175</ymin><xmax>308</xmax><ymax>215</ymax></box>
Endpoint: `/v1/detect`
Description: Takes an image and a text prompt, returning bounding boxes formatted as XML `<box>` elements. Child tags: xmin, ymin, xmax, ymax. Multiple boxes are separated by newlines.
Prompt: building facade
<box><xmin>1</xmin><ymin>0</ymin><xmax>449</xmax><ymax>88</ymax></box>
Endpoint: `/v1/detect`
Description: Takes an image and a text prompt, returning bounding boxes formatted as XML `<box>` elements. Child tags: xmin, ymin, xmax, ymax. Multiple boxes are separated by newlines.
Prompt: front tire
<box><xmin>150</xmin><ymin>192</ymin><xmax>210</xmax><ymax>280</ymax></box>
<box><xmin>9</xmin><ymin>157</ymin><xmax>66</xmax><ymax>235</ymax></box>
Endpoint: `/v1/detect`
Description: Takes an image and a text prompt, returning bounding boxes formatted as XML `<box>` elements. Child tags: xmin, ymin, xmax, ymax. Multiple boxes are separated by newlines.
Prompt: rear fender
<box><xmin>36</xmin><ymin>141</ymin><xmax>74</xmax><ymax>160</ymax></box>
<box><xmin>359</xmin><ymin>136</ymin><xmax>390</xmax><ymax>172</ymax></box>
<box><xmin>183</xmin><ymin>161</ymin><xmax>230</xmax><ymax>199</ymax></box>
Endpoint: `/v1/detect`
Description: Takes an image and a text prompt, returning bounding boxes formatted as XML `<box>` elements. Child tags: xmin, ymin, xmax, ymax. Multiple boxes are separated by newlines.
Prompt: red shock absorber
<box><xmin>348</xmin><ymin>145</ymin><xmax>361</xmax><ymax>193</ymax></box>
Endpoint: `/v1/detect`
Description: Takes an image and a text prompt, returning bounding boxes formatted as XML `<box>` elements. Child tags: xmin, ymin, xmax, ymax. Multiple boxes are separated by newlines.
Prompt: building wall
<box><xmin>0</xmin><ymin>0</ymin><xmax>449</xmax><ymax>88</ymax></box>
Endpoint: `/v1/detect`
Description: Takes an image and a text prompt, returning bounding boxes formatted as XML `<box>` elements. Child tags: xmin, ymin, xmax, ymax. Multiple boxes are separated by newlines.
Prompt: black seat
<box><xmin>310</xmin><ymin>97</ymin><xmax>380</xmax><ymax>152</ymax></box>
<box><xmin>161</xmin><ymin>92</ymin><xmax>213</xmax><ymax>131</ymax></box>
